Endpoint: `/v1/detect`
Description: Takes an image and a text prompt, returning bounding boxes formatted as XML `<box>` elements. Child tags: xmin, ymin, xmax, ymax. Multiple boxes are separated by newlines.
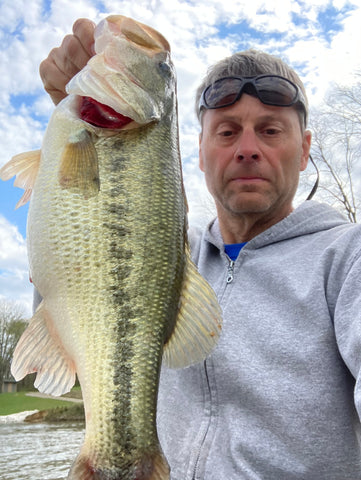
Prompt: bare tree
<box><xmin>0</xmin><ymin>300</ymin><xmax>27</xmax><ymax>391</ymax></box>
<box><xmin>309</xmin><ymin>76</ymin><xmax>361</xmax><ymax>223</ymax></box>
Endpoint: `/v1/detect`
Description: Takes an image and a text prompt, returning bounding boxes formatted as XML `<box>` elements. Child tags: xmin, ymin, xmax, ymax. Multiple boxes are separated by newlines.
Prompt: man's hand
<box><xmin>39</xmin><ymin>18</ymin><xmax>96</xmax><ymax>105</ymax></box>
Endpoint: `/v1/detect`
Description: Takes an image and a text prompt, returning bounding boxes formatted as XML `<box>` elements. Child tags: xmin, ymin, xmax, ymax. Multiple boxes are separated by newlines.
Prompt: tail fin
<box><xmin>134</xmin><ymin>451</ymin><xmax>170</xmax><ymax>480</ymax></box>
<box><xmin>67</xmin><ymin>450</ymin><xmax>170</xmax><ymax>479</ymax></box>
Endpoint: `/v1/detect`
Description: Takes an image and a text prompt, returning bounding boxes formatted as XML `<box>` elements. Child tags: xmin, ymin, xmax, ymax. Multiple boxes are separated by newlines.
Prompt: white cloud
<box><xmin>321</xmin><ymin>6</ymin><xmax>361</xmax><ymax>85</ymax></box>
<box><xmin>0</xmin><ymin>215</ymin><xmax>32</xmax><ymax>317</ymax></box>
<box><xmin>0</xmin><ymin>109</ymin><xmax>44</xmax><ymax>168</ymax></box>
<box><xmin>1</xmin><ymin>0</ymin><xmax>361</xmax><ymax>316</ymax></box>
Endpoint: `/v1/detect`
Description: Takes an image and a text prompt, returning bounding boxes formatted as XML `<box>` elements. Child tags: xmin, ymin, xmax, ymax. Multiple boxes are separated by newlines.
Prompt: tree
<box><xmin>309</xmin><ymin>76</ymin><xmax>361</xmax><ymax>223</ymax></box>
<box><xmin>0</xmin><ymin>300</ymin><xmax>27</xmax><ymax>392</ymax></box>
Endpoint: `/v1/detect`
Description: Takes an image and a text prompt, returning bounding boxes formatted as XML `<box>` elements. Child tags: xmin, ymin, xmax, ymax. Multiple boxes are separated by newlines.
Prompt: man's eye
<box><xmin>219</xmin><ymin>130</ymin><xmax>234</xmax><ymax>136</ymax></box>
<box><xmin>264</xmin><ymin>128</ymin><xmax>279</xmax><ymax>135</ymax></box>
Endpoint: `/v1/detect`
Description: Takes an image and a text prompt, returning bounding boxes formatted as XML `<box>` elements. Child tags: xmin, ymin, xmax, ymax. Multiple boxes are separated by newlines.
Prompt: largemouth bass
<box><xmin>0</xmin><ymin>15</ymin><xmax>222</xmax><ymax>480</ymax></box>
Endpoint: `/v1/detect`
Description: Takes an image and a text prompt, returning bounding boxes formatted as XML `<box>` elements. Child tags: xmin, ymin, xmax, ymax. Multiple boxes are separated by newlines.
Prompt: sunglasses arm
<box><xmin>306</xmin><ymin>154</ymin><xmax>319</xmax><ymax>201</ymax></box>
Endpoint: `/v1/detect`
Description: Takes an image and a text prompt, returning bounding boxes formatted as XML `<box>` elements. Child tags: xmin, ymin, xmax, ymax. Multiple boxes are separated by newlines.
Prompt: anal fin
<box><xmin>11</xmin><ymin>302</ymin><xmax>76</xmax><ymax>396</ymax></box>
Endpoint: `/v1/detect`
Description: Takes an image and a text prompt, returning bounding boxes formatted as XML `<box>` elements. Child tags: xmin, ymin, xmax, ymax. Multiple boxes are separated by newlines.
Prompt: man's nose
<box><xmin>234</xmin><ymin>130</ymin><xmax>260</xmax><ymax>162</ymax></box>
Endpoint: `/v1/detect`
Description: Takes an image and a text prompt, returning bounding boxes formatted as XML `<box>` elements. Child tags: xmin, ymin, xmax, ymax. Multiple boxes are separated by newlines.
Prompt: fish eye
<box><xmin>158</xmin><ymin>61</ymin><xmax>171</xmax><ymax>77</ymax></box>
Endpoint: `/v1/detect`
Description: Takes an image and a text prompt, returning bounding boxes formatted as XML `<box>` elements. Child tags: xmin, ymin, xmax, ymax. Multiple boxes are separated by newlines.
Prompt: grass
<box><xmin>0</xmin><ymin>391</ymin><xmax>79</xmax><ymax>416</ymax></box>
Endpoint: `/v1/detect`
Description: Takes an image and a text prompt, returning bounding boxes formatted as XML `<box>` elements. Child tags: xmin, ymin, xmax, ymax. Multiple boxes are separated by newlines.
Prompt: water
<box><xmin>0</xmin><ymin>421</ymin><xmax>85</xmax><ymax>479</ymax></box>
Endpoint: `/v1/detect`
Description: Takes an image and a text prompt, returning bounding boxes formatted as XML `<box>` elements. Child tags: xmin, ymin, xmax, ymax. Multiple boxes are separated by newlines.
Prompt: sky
<box><xmin>1</xmin><ymin>0</ymin><xmax>361</xmax><ymax>317</ymax></box>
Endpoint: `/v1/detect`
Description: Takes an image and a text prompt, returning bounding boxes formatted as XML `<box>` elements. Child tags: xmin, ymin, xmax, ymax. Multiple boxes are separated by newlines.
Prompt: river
<box><xmin>0</xmin><ymin>421</ymin><xmax>85</xmax><ymax>479</ymax></box>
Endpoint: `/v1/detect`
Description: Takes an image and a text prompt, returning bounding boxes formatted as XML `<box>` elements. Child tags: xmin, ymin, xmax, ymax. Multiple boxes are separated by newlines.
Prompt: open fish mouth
<box><xmin>66</xmin><ymin>15</ymin><xmax>173</xmax><ymax>126</ymax></box>
<box><xmin>79</xmin><ymin>96</ymin><xmax>133</xmax><ymax>129</ymax></box>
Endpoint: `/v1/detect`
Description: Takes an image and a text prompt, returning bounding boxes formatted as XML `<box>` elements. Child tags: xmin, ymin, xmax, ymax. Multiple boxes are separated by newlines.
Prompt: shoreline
<box><xmin>0</xmin><ymin>391</ymin><xmax>84</xmax><ymax>424</ymax></box>
<box><xmin>0</xmin><ymin>410</ymin><xmax>39</xmax><ymax>424</ymax></box>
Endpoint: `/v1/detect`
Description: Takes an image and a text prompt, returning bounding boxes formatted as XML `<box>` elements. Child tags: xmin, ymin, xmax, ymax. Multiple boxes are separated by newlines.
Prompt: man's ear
<box><xmin>199</xmin><ymin>132</ymin><xmax>205</xmax><ymax>172</ymax></box>
<box><xmin>300</xmin><ymin>129</ymin><xmax>312</xmax><ymax>172</ymax></box>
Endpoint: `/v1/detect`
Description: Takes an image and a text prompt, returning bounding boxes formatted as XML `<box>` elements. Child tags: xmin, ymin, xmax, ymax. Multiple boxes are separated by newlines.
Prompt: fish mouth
<box><xmin>105</xmin><ymin>15</ymin><xmax>170</xmax><ymax>54</ymax></box>
<box><xmin>66</xmin><ymin>15</ymin><xmax>173</xmax><ymax>126</ymax></box>
<box><xmin>79</xmin><ymin>96</ymin><xmax>133</xmax><ymax>129</ymax></box>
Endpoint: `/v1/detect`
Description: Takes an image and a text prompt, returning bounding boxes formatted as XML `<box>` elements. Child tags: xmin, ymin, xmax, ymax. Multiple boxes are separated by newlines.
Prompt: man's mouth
<box><xmin>230</xmin><ymin>176</ymin><xmax>268</xmax><ymax>183</ymax></box>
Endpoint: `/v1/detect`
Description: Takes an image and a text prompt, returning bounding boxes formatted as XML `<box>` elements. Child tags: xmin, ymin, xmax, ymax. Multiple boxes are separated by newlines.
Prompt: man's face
<box><xmin>199</xmin><ymin>94</ymin><xmax>311</xmax><ymax>229</ymax></box>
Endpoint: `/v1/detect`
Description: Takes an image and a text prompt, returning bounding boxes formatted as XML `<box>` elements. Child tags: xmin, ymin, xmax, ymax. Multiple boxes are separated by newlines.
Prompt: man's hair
<box><xmin>195</xmin><ymin>49</ymin><xmax>308</xmax><ymax>129</ymax></box>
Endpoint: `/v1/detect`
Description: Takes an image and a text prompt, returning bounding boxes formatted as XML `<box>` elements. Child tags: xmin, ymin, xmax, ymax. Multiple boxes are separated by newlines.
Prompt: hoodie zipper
<box><xmin>191</xmin><ymin>257</ymin><xmax>234</xmax><ymax>479</ymax></box>
<box><xmin>191</xmin><ymin>360</ymin><xmax>212</xmax><ymax>480</ymax></box>
<box><xmin>226</xmin><ymin>258</ymin><xmax>235</xmax><ymax>284</ymax></box>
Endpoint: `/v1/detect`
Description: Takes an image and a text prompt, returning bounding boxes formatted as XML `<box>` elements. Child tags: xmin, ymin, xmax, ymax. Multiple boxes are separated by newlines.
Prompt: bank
<box><xmin>25</xmin><ymin>401</ymin><xmax>85</xmax><ymax>423</ymax></box>
<box><xmin>0</xmin><ymin>389</ymin><xmax>85</xmax><ymax>423</ymax></box>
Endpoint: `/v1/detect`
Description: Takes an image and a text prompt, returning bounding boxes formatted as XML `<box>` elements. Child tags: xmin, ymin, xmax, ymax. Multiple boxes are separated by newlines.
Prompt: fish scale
<box><xmin>53</xmin><ymin>118</ymin><xmax>186</xmax><ymax>475</ymax></box>
<box><xmin>0</xmin><ymin>15</ymin><xmax>222</xmax><ymax>480</ymax></box>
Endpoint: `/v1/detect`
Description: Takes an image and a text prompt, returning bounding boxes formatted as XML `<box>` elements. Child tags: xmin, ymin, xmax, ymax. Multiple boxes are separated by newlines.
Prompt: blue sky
<box><xmin>1</xmin><ymin>0</ymin><xmax>361</xmax><ymax>316</ymax></box>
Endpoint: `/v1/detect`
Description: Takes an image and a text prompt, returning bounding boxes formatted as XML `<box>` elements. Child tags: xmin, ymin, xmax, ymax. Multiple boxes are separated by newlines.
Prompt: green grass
<box><xmin>0</xmin><ymin>392</ymin><xmax>76</xmax><ymax>416</ymax></box>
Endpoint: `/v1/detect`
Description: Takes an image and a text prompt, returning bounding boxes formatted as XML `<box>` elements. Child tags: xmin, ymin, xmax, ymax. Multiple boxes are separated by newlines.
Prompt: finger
<box><xmin>39</xmin><ymin>19</ymin><xmax>96</xmax><ymax>105</ymax></box>
<box><xmin>39</xmin><ymin>51</ymin><xmax>73</xmax><ymax>105</ymax></box>
<box><xmin>55</xmin><ymin>33</ymin><xmax>91</xmax><ymax>77</ymax></box>
<box><xmin>39</xmin><ymin>40</ymin><xmax>80</xmax><ymax>105</ymax></box>
<box><xmin>72</xmin><ymin>18</ymin><xmax>96</xmax><ymax>57</ymax></box>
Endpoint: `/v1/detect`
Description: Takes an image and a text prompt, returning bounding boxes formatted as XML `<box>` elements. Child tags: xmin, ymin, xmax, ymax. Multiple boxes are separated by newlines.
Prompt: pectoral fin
<box><xmin>0</xmin><ymin>150</ymin><xmax>41</xmax><ymax>208</ymax></box>
<box><xmin>59</xmin><ymin>129</ymin><xmax>100</xmax><ymax>196</ymax></box>
<box><xmin>162</xmin><ymin>246</ymin><xmax>222</xmax><ymax>368</ymax></box>
<box><xmin>11</xmin><ymin>302</ymin><xmax>76</xmax><ymax>396</ymax></box>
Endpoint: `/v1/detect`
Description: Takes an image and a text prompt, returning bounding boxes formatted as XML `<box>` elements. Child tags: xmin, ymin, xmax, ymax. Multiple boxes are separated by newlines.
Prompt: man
<box><xmin>40</xmin><ymin>19</ymin><xmax>361</xmax><ymax>479</ymax></box>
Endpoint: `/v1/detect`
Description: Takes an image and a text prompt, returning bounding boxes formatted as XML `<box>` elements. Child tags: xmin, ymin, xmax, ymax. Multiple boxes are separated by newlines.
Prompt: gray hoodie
<box><xmin>157</xmin><ymin>200</ymin><xmax>361</xmax><ymax>480</ymax></box>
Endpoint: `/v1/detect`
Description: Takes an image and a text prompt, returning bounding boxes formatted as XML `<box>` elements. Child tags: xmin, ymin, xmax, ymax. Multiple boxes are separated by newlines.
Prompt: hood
<box><xmin>204</xmin><ymin>201</ymin><xmax>350</xmax><ymax>252</ymax></box>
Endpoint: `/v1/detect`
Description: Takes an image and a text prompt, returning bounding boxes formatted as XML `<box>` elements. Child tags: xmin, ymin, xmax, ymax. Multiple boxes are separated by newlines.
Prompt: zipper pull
<box><xmin>226</xmin><ymin>259</ymin><xmax>235</xmax><ymax>284</ymax></box>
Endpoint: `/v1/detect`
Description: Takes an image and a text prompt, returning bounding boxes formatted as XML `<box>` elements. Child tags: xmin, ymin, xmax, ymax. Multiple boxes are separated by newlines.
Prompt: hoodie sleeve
<box><xmin>32</xmin><ymin>288</ymin><xmax>42</xmax><ymax>313</ymax></box>
<box><xmin>333</xmin><ymin>244</ymin><xmax>361</xmax><ymax>419</ymax></box>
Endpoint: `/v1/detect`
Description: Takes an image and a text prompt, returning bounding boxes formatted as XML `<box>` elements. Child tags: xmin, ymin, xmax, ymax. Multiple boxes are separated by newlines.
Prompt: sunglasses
<box><xmin>198</xmin><ymin>74</ymin><xmax>307</xmax><ymax>124</ymax></box>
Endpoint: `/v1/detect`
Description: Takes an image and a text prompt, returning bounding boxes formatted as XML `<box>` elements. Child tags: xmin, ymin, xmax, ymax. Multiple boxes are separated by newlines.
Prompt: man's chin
<box><xmin>223</xmin><ymin>194</ymin><xmax>274</xmax><ymax>216</ymax></box>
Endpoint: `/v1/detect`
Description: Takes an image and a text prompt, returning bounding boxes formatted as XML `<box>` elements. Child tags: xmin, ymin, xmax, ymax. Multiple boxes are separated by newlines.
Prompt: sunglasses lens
<box><xmin>255</xmin><ymin>76</ymin><xmax>298</xmax><ymax>105</ymax></box>
<box><xmin>203</xmin><ymin>76</ymin><xmax>299</xmax><ymax>109</ymax></box>
<box><xmin>204</xmin><ymin>78</ymin><xmax>243</xmax><ymax>108</ymax></box>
